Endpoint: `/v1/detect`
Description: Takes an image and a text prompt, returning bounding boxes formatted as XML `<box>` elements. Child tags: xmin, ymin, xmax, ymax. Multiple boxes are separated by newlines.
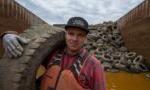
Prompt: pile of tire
<box><xmin>85</xmin><ymin>21</ymin><xmax>149</xmax><ymax>73</ymax></box>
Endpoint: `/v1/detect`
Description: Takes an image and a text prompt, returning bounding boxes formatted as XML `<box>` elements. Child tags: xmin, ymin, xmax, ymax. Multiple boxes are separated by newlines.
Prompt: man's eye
<box><xmin>68</xmin><ymin>32</ymin><xmax>74</xmax><ymax>35</ymax></box>
<box><xmin>78</xmin><ymin>34</ymin><xmax>85</xmax><ymax>37</ymax></box>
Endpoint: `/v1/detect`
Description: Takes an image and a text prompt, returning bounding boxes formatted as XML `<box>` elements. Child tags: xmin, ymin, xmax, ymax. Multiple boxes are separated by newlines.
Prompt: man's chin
<box><xmin>70</xmin><ymin>47</ymin><xmax>80</xmax><ymax>52</ymax></box>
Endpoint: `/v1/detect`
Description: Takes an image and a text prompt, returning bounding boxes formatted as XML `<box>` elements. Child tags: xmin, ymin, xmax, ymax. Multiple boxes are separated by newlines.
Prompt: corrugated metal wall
<box><xmin>117</xmin><ymin>0</ymin><xmax>150</xmax><ymax>64</ymax></box>
<box><xmin>117</xmin><ymin>0</ymin><xmax>150</xmax><ymax>29</ymax></box>
<box><xmin>0</xmin><ymin>0</ymin><xmax>47</xmax><ymax>58</ymax></box>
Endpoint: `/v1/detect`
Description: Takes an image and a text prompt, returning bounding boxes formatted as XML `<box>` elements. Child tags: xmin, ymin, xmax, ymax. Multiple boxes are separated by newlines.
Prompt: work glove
<box><xmin>2</xmin><ymin>34</ymin><xmax>29</xmax><ymax>58</ymax></box>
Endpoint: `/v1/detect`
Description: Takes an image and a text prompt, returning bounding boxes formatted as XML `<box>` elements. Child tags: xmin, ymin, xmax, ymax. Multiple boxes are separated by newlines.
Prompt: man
<box><xmin>1</xmin><ymin>17</ymin><xmax>106</xmax><ymax>90</ymax></box>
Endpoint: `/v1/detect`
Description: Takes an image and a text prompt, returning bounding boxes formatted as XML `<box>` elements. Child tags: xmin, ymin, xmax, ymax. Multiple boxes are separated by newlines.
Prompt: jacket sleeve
<box><xmin>92</xmin><ymin>61</ymin><xmax>106</xmax><ymax>90</ymax></box>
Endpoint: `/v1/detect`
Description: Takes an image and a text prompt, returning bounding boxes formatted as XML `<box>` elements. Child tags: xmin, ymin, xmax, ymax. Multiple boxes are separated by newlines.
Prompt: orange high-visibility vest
<box><xmin>41</xmin><ymin>50</ymin><xmax>90</xmax><ymax>90</ymax></box>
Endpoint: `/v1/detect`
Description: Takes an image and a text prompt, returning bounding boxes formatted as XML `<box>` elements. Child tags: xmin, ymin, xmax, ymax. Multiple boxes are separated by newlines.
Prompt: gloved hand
<box><xmin>2</xmin><ymin>34</ymin><xmax>29</xmax><ymax>58</ymax></box>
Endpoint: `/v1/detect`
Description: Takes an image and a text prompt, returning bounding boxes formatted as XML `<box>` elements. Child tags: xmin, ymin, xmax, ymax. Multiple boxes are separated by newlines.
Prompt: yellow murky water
<box><xmin>106</xmin><ymin>72</ymin><xmax>150</xmax><ymax>90</ymax></box>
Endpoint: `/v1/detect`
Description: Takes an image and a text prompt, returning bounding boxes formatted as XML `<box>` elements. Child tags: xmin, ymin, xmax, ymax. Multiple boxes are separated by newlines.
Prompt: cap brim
<box><xmin>65</xmin><ymin>25</ymin><xmax>89</xmax><ymax>33</ymax></box>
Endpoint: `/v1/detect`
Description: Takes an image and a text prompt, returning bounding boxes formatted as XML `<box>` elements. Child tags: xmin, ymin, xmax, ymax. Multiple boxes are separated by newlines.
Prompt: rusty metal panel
<box><xmin>117</xmin><ymin>0</ymin><xmax>150</xmax><ymax>30</ymax></box>
<box><xmin>146</xmin><ymin>0</ymin><xmax>149</xmax><ymax>16</ymax></box>
<box><xmin>149</xmin><ymin>0</ymin><xmax>150</xmax><ymax>16</ymax></box>
<box><xmin>0</xmin><ymin>0</ymin><xmax>47</xmax><ymax>58</ymax></box>
<box><xmin>117</xmin><ymin>0</ymin><xmax>150</xmax><ymax>64</ymax></box>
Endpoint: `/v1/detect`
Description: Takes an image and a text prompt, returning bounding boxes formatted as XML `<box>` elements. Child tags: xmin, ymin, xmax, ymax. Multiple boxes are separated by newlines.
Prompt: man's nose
<box><xmin>72</xmin><ymin>35</ymin><xmax>78</xmax><ymax>41</ymax></box>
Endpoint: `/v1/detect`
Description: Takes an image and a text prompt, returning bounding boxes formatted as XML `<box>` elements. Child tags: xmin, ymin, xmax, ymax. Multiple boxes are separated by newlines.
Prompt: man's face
<box><xmin>65</xmin><ymin>27</ymin><xmax>87</xmax><ymax>52</ymax></box>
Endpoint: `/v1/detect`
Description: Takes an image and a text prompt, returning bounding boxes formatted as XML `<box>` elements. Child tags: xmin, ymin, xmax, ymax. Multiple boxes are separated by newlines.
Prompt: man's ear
<box><xmin>64</xmin><ymin>30</ymin><xmax>67</xmax><ymax>33</ymax></box>
<box><xmin>64</xmin><ymin>30</ymin><xmax>68</xmax><ymax>34</ymax></box>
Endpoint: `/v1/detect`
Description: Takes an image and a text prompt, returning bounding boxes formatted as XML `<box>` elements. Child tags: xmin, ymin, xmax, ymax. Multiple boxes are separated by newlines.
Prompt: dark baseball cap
<box><xmin>65</xmin><ymin>17</ymin><xmax>89</xmax><ymax>33</ymax></box>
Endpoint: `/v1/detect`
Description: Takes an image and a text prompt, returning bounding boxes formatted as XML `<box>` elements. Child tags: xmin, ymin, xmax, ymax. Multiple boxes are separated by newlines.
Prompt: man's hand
<box><xmin>2</xmin><ymin>34</ymin><xmax>29</xmax><ymax>58</ymax></box>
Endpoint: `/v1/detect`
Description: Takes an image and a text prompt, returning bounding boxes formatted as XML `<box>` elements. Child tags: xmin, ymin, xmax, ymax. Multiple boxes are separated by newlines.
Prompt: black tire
<box><xmin>0</xmin><ymin>24</ymin><xmax>65</xmax><ymax>90</ymax></box>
